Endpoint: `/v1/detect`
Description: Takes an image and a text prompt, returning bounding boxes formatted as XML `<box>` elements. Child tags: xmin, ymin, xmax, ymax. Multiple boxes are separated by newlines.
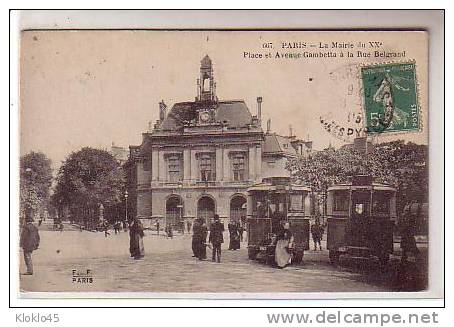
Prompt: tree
<box><xmin>287</xmin><ymin>140</ymin><xmax>428</xmax><ymax>215</ymax></box>
<box><xmin>20</xmin><ymin>152</ymin><xmax>53</xmax><ymax>223</ymax></box>
<box><xmin>52</xmin><ymin>147</ymin><xmax>126</xmax><ymax>227</ymax></box>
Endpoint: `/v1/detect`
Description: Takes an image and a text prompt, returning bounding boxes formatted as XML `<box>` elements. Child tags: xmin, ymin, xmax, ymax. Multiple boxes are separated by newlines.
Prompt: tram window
<box><xmin>269</xmin><ymin>203</ymin><xmax>277</xmax><ymax>214</ymax></box>
<box><xmin>333</xmin><ymin>191</ymin><xmax>349</xmax><ymax>212</ymax></box>
<box><xmin>289</xmin><ymin>194</ymin><xmax>303</xmax><ymax>211</ymax></box>
<box><xmin>253</xmin><ymin>194</ymin><xmax>268</xmax><ymax>217</ymax></box>
<box><xmin>372</xmin><ymin>192</ymin><xmax>391</xmax><ymax>214</ymax></box>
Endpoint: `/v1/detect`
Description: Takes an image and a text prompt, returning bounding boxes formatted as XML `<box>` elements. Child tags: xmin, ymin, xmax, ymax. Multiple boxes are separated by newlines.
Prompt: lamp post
<box><xmin>124</xmin><ymin>190</ymin><xmax>129</xmax><ymax>222</ymax></box>
<box><xmin>177</xmin><ymin>204</ymin><xmax>183</xmax><ymax>234</ymax></box>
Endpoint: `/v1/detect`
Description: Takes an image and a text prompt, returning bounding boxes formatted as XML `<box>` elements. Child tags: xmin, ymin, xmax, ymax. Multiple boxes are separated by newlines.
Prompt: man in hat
<box><xmin>209</xmin><ymin>214</ymin><xmax>224</xmax><ymax>263</ymax></box>
<box><xmin>20</xmin><ymin>212</ymin><xmax>40</xmax><ymax>275</ymax></box>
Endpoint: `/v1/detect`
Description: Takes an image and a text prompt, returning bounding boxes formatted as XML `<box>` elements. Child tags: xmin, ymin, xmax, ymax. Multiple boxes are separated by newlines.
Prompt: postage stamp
<box><xmin>361</xmin><ymin>62</ymin><xmax>420</xmax><ymax>135</ymax></box>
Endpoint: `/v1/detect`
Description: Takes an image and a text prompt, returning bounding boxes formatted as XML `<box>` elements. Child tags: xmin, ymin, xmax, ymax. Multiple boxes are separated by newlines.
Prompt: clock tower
<box><xmin>196</xmin><ymin>55</ymin><xmax>217</xmax><ymax>102</ymax></box>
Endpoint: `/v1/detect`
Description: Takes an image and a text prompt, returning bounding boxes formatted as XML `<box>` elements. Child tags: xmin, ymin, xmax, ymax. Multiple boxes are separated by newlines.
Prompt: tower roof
<box><xmin>201</xmin><ymin>55</ymin><xmax>212</xmax><ymax>68</ymax></box>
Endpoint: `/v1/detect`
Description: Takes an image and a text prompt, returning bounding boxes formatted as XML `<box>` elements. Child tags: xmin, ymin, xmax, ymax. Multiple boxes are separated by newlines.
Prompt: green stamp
<box><xmin>361</xmin><ymin>62</ymin><xmax>420</xmax><ymax>134</ymax></box>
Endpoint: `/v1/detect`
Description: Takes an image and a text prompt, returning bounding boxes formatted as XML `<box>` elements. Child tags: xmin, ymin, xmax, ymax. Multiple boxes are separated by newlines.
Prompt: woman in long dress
<box><xmin>231</xmin><ymin>223</ymin><xmax>241</xmax><ymax>250</ymax></box>
<box><xmin>129</xmin><ymin>218</ymin><xmax>145</xmax><ymax>260</ymax></box>
<box><xmin>228</xmin><ymin>222</ymin><xmax>240</xmax><ymax>250</ymax></box>
<box><xmin>275</xmin><ymin>222</ymin><xmax>294</xmax><ymax>268</ymax></box>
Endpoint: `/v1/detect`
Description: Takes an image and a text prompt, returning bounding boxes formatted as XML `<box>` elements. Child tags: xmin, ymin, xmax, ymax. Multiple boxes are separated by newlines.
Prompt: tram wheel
<box><xmin>329</xmin><ymin>250</ymin><xmax>340</xmax><ymax>266</ymax></box>
<box><xmin>248</xmin><ymin>248</ymin><xmax>257</xmax><ymax>260</ymax></box>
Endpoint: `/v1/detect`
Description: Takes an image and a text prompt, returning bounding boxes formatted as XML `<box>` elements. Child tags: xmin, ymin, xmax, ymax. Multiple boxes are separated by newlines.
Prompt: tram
<box><xmin>326</xmin><ymin>175</ymin><xmax>397</xmax><ymax>265</ymax></box>
<box><xmin>246</xmin><ymin>177</ymin><xmax>312</xmax><ymax>265</ymax></box>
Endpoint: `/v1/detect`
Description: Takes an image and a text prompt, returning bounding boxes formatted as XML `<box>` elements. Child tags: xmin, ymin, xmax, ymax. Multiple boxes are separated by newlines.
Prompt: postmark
<box><xmin>361</xmin><ymin>61</ymin><xmax>420</xmax><ymax>135</ymax></box>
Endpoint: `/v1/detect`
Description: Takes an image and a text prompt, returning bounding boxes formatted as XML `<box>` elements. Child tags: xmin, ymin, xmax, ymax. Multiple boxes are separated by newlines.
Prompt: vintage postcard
<box><xmin>17</xmin><ymin>29</ymin><xmax>433</xmax><ymax>297</ymax></box>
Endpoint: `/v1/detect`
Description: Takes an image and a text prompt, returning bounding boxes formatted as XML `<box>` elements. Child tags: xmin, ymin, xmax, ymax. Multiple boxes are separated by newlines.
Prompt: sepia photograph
<box><xmin>16</xmin><ymin>26</ymin><xmax>435</xmax><ymax>297</ymax></box>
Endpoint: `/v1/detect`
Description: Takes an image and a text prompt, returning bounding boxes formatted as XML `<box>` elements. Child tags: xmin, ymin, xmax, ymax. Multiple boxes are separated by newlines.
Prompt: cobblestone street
<box><xmin>19</xmin><ymin>227</ymin><xmax>427</xmax><ymax>294</ymax></box>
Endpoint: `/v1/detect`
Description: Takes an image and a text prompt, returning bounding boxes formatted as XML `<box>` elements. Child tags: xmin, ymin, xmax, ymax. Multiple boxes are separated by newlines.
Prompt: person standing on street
<box><xmin>228</xmin><ymin>222</ymin><xmax>240</xmax><ymax>250</ymax></box>
<box><xmin>20</xmin><ymin>213</ymin><xmax>40</xmax><ymax>275</ymax></box>
<box><xmin>187</xmin><ymin>220</ymin><xmax>192</xmax><ymax>234</ymax></box>
<box><xmin>311</xmin><ymin>219</ymin><xmax>323</xmax><ymax>251</ymax></box>
<box><xmin>209</xmin><ymin>215</ymin><xmax>224</xmax><ymax>263</ymax></box>
<box><xmin>238</xmin><ymin>222</ymin><xmax>244</xmax><ymax>242</ymax></box>
<box><xmin>199</xmin><ymin>221</ymin><xmax>208</xmax><ymax>260</ymax></box>
<box><xmin>165</xmin><ymin>223</ymin><xmax>173</xmax><ymax>239</ymax></box>
<box><xmin>113</xmin><ymin>220</ymin><xmax>121</xmax><ymax>234</ymax></box>
<box><xmin>275</xmin><ymin>222</ymin><xmax>294</xmax><ymax>268</ymax></box>
<box><xmin>129</xmin><ymin>218</ymin><xmax>145</xmax><ymax>260</ymax></box>
<box><xmin>399</xmin><ymin>201</ymin><xmax>421</xmax><ymax>263</ymax></box>
<box><xmin>192</xmin><ymin>218</ymin><xmax>200</xmax><ymax>257</ymax></box>
<box><xmin>103</xmin><ymin>220</ymin><xmax>110</xmax><ymax>237</ymax></box>
<box><xmin>156</xmin><ymin>220</ymin><xmax>160</xmax><ymax>235</ymax></box>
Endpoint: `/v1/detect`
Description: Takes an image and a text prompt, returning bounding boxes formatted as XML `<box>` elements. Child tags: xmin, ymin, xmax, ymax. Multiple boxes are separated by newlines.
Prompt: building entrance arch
<box><xmin>197</xmin><ymin>195</ymin><xmax>216</xmax><ymax>225</ymax></box>
<box><xmin>166</xmin><ymin>195</ymin><xmax>184</xmax><ymax>226</ymax></box>
<box><xmin>230</xmin><ymin>194</ymin><xmax>247</xmax><ymax>224</ymax></box>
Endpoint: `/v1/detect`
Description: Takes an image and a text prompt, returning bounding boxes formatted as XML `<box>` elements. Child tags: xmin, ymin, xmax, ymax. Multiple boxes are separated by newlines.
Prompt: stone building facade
<box><xmin>127</xmin><ymin>56</ymin><xmax>312</xmax><ymax>227</ymax></box>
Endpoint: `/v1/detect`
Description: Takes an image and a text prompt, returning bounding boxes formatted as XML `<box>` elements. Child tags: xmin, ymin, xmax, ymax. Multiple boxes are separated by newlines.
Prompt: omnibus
<box><xmin>326</xmin><ymin>175</ymin><xmax>397</xmax><ymax>265</ymax></box>
<box><xmin>246</xmin><ymin>177</ymin><xmax>312</xmax><ymax>265</ymax></box>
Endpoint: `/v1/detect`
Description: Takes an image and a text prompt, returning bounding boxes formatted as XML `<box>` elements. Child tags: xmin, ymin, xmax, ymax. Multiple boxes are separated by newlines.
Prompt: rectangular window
<box><xmin>231</xmin><ymin>154</ymin><xmax>246</xmax><ymax>182</ymax></box>
<box><xmin>199</xmin><ymin>154</ymin><xmax>215</xmax><ymax>181</ymax></box>
<box><xmin>372</xmin><ymin>191</ymin><xmax>391</xmax><ymax>214</ymax></box>
<box><xmin>333</xmin><ymin>191</ymin><xmax>349</xmax><ymax>212</ymax></box>
<box><xmin>167</xmin><ymin>155</ymin><xmax>182</xmax><ymax>182</ymax></box>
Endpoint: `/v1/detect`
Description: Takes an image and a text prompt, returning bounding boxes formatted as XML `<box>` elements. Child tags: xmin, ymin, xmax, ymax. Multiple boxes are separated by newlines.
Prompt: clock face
<box><xmin>199</xmin><ymin>111</ymin><xmax>211</xmax><ymax>123</ymax></box>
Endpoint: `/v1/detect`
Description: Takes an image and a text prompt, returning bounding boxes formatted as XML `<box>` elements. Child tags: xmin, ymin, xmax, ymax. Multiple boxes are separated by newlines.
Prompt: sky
<box><xmin>19</xmin><ymin>30</ymin><xmax>428</xmax><ymax>170</ymax></box>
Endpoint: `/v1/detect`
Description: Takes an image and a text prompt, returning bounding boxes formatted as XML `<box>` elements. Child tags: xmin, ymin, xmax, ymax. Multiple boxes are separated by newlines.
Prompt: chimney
<box><xmin>159</xmin><ymin>100</ymin><xmax>167</xmax><ymax>121</ymax></box>
<box><xmin>289</xmin><ymin>125</ymin><xmax>293</xmax><ymax>137</ymax></box>
<box><xmin>256</xmin><ymin>97</ymin><xmax>262</xmax><ymax>123</ymax></box>
<box><xmin>266</xmin><ymin>118</ymin><xmax>271</xmax><ymax>133</ymax></box>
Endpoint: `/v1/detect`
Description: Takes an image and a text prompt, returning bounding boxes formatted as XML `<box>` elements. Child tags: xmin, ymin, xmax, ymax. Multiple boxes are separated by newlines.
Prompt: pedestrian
<box><xmin>311</xmin><ymin>219</ymin><xmax>323</xmax><ymax>250</ymax></box>
<box><xmin>166</xmin><ymin>223</ymin><xmax>173</xmax><ymax>239</ymax></box>
<box><xmin>228</xmin><ymin>222</ymin><xmax>240</xmax><ymax>250</ymax></box>
<box><xmin>275</xmin><ymin>222</ymin><xmax>294</xmax><ymax>268</ymax></box>
<box><xmin>187</xmin><ymin>220</ymin><xmax>192</xmax><ymax>234</ymax></box>
<box><xmin>209</xmin><ymin>215</ymin><xmax>224</xmax><ymax>263</ymax></box>
<box><xmin>228</xmin><ymin>222</ymin><xmax>234</xmax><ymax>250</ymax></box>
<box><xmin>192</xmin><ymin>218</ymin><xmax>202</xmax><ymax>260</ymax></box>
<box><xmin>199</xmin><ymin>221</ymin><xmax>208</xmax><ymax>260</ymax></box>
<box><xmin>399</xmin><ymin>201</ymin><xmax>420</xmax><ymax>263</ymax></box>
<box><xmin>113</xmin><ymin>221</ymin><xmax>121</xmax><ymax>234</ymax></box>
<box><xmin>234</xmin><ymin>222</ymin><xmax>242</xmax><ymax>248</ymax></box>
<box><xmin>238</xmin><ymin>222</ymin><xmax>244</xmax><ymax>242</ymax></box>
<box><xmin>192</xmin><ymin>218</ymin><xmax>202</xmax><ymax>258</ymax></box>
<box><xmin>53</xmin><ymin>217</ymin><xmax>60</xmax><ymax>230</ymax></box>
<box><xmin>156</xmin><ymin>220</ymin><xmax>160</xmax><ymax>235</ymax></box>
<box><xmin>129</xmin><ymin>218</ymin><xmax>145</xmax><ymax>260</ymax></box>
<box><xmin>20</xmin><ymin>213</ymin><xmax>40</xmax><ymax>275</ymax></box>
<box><xmin>103</xmin><ymin>220</ymin><xmax>110</xmax><ymax>237</ymax></box>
